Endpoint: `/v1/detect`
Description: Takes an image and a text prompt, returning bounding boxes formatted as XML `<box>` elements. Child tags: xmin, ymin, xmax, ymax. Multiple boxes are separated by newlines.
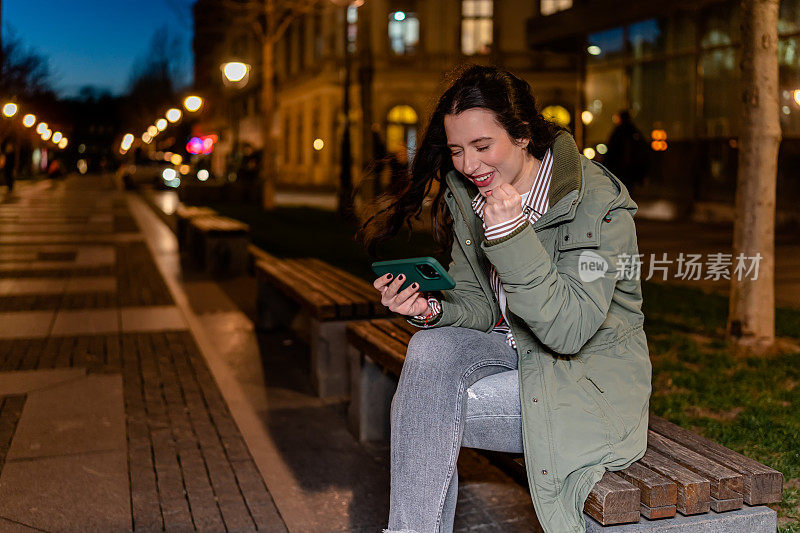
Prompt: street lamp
<box><xmin>221</xmin><ymin>60</ymin><xmax>251</xmax><ymax>181</ymax></box>
<box><xmin>58</xmin><ymin>138</ymin><xmax>68</xmax><ymax>150</ymax></box>
<box><xmin>222</xmin><ymin>61</ymin><xmax>250</xmax><ymax>86</ymax></box>
<box><xmin>36</xmin><ymin>123</ymin><xmax>48</xmax><ymax>135</ymax></box>
<box><xmin>2</xmin><ymin>103</ymin><xmax>18</xmax><ymax>118</ymax></box>
<box><xmin>156</xmin><ymin>118</ymin><xmax>168</xmax><ymax>131</ymax></box>
<box><xmin>22</xmin><ymin>114</ymin><xmax>36</xmax><ymax>128</ymax></box>
<box><xmin>52</xmin><ymin>132</ymin><xmax>63</xmax><ymax>144</ymax></box>
<box><xmin>183</xmin><ymin>96</ymin><xmax>203</xmax><ymax>112</ymax></box>
<box><xmin>41</xmin><ymin>129</ymin><xmax>52</xmax><ymax>141</ymax></box>
<box><xmin>166</xmin><ymin>108</ymin><xmax>182</xmax><ymax>123</ymax></box>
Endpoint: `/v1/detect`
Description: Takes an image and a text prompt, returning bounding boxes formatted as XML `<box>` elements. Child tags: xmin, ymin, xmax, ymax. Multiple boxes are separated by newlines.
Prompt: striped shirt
<box><xmin>416</xmin><ymin>150</ymin><xmax>553</xmax><ymax>344</ymax></box>
<box><xmin>472</xmin><ymin>149</ymin><xmax>553</xmax><ymax>348</ymax></box>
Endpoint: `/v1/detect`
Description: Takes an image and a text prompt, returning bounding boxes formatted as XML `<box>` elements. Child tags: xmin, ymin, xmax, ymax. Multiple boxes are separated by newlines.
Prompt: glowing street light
<box><xmin>170</xmin><ymin>153</ymin><xmax>183</xmax><ymax>165</ymax></box>
<box><xmin>183</xmin><ymin>95</ymin><xmax>203</xmax><ymax>112</ymax></box>
<box><xmin>795</xmin><ymin>89</ymin><xmax>800</xmax><ymax>106</ymax></box>
<box><xmin>58</xmin><ymin>138</ymin><xmax>68</xmax><ymax>149</ymax></box>
<box><xmin>41</xmin><ymin>129</ymin><xmax>53</xmax><ymax>141</ymax></box>
<box><xmin>142</xmin><ymin>132</ymin><xmax>153</xmax><ymax>144</ymax></box>
<box><xmin>121</xmin><ymin>133</ymin><xmax>134</xmax><ymax>151</ymax></box>
<box><xmin>222</xmin><ymin>61</ymin><xmax>249</xmax><ymax>83</ymax></box>
<box><xmin>2</xmin><ymin>103</ymin><xmax>18</xmax><ymax>117</ymax></box>
<box><xmin>147</xmin><ymin>125</ymin><xmax>158</xmax><ymax>137</ymax></box>
<box><xmin>23</xmin><ymin>114</ymin><xmax>36</xmax><ymax>127</ymax></box>
<box><xmin>166</xmin><ymin>108</ymin><xmax>182</xmax><ymax>123</ymax></box>
<box><xmin>156</xmin><ymin>118</ymin><xmax>168</xmax><ymax>131</ymax></box>
<box><xmin>581</xmin><ymin>110</ymin><xmax>594</xmax><ymax>125</ymax></box>
<box><xmin>52</xmin><ymin>132</ymin><xmax>63</xmax><ymax>144</ymax></box>
<box><xmin>36</xmin><ymin>122</ymin><xmax>48</xmax><ymax>135</ymax></box>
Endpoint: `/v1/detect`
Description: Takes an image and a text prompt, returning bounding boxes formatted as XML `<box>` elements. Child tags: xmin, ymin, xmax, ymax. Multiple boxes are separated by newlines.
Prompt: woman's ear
<box><xmin>516</xmin><ymin>138</ymin><xmax>530</xmax><ymax>149</ymax></box>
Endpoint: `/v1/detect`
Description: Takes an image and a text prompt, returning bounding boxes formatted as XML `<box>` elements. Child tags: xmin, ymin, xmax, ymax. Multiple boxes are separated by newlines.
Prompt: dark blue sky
<box><xmin>3</xmin><ymin>0</ymin><xmax>196</xmax><ymax>97</ymax></box>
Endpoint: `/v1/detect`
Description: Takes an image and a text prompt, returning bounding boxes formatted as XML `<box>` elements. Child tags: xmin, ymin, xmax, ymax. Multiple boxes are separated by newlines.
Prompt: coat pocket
<box><xmin>578</xmin><ymin>375</ymin><xmax>626</xmax><ymax>442</ymax></box>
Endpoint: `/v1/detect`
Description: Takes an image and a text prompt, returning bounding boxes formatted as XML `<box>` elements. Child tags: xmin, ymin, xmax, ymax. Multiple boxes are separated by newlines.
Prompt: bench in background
<box><xmin>345</xmin><ymin>317</ymin><xmax>782</xmax><ymax>531</ymax></box>
<box><xmin>188</xmin><ymin>215</ymin><xmax>250</xmax><ymax>278</ymax></box>
<box><xmin>255</xmin><ymin>254</ymin><xmax>389</xmax><ymax>398</ymax></box>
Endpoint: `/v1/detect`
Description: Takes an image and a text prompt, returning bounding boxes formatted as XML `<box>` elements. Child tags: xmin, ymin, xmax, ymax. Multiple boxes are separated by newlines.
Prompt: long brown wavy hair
<box><xmin>358</xmin><ymin>65</ymin><xmax>563</xmax><ymax>256</ymax></box>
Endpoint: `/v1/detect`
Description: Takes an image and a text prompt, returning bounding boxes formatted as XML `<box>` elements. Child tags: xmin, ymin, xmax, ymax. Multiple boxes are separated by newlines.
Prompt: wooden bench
<box><xmin>175</xmin><ymin>204</ymin><xmax>217</xmax><ymax>251</ymax></box>
<box><xmin>255</xmin><ymin>255</ymin><xmax>389</xmax><ymax>398</ymax></box>
<box><xmin>188</xmin><ymin>215</ymin><xmax>250</xmax><ymax>277</ymax></box>
<box><xmin>345</xmin><ymin>317</ymin><xmax>782</xmax><ymax>530</ymax></box>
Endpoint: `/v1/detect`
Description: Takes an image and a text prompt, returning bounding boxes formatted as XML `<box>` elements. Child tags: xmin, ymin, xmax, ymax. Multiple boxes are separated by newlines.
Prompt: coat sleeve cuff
<box><xmin>480</xmin><ymin>223</ymin><xmax>549</xmax><ymax>280</ymax></box>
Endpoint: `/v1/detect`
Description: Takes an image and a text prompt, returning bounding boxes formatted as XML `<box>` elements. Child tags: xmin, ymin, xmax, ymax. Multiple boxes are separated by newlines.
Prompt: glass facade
<box><xmin>580</xmin><ymin>0</ymin><xmax>800</xmax><ymax>205</ymax></box>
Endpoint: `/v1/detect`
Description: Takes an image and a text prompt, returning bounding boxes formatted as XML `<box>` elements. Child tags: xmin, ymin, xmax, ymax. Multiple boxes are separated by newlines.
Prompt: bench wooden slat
<box><xmin>191</xmin><ymin>215</ymin><xmax>249</xmax><ymax>235</ymax></box>
<box><xmin>285</xmin><ymin>259</ymin><xmax>359</xmax><ymax>319</ymax></box>
<box><xmin>371</xmin><ymin>319</ymin><xmax>416</xmax><ymax>347</ymax></box>
<box><xmin>648</xmin><ymin>415</ymin><xmax>783</xmax><ymax>505</ymax></box>
<box><xmin>647</xmin><ymin>430</ymin><xmax>742</xmax><ymax>502</ymax></box>
<box><xmin>305</xmin><ymin>258</ymin><xmax>390</xmax><ymax>316</ymax></box>
<box><xmin>640</xmin><ymin>502</ymin><xmax>677</xmax><ymax>520</ymax></box>
<box><xmin>295</xmin><ymin>258</ymin><xmax>372</xmax><ymax>317</ymax></box>
<box><xmin>710</xmin><ymin>495</ymin><xmax>744</xmax><ymax>512</ymax></box>
<box><xmin>584</xmin><ymin>472</ymin><xmax>641</xmax><ymax>525</ymax></box>
<box><xmin>616</xmin><ymin>461</ymin><xmax>677</xmax><ymax>508</ymax></box>
<box><xmin>638</xmin><ymin>448</ymin><xmax>711</xmax><ymax>515</ymax></box>
<box><xmin>346</xmin><ymin>321</ymin><xmax>406</xmax><ymax>376</ymax></box>
<box><xmin>257</xmin><ymin>259</ymin><xmax>338</xmax><ymax>319</ymax></box>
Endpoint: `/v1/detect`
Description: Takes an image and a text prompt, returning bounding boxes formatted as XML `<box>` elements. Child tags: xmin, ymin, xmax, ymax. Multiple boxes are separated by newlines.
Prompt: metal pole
<box><xmin>338</xmin><ymin>4</ymin><xmax>354</xmax><ymax>219</ymax></box>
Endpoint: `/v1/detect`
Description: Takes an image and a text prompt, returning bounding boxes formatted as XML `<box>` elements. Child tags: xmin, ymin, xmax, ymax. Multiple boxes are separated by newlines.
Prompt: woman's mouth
<box><xmin>471</xmin><ymin>172</ymin><xmax>494</xmax><ymax>187</ymax></box>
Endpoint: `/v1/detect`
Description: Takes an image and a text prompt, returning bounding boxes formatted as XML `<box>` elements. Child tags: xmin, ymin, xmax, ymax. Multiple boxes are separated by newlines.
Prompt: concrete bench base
<box><xmin>347</xmin><ymin>347</ymin><xmax>397</xmax><ymax>442</ymax></box>
<box><xmin>257</xmin><ymin>279</ymin><xmax>350</xmax><ymax>398</ymax></box>
<box><xmin>197</xmin><ymin>234</ymin><xmax>248</xmax><ymax>278</ymax></box>
<box><xmin>586</xmin><ymin>504</ymin><xmax>776</xmax><ymax>532</ymax></box>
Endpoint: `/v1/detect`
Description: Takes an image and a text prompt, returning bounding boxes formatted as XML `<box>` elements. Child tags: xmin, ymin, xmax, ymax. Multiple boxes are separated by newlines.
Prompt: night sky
<box><xmin>2</xmin><ymin>0</ymin><xmax>196</xmax><ymax>98</ymax></box>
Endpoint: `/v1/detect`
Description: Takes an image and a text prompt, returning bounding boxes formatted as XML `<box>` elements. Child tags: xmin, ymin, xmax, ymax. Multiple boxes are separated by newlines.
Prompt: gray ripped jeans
<box><xmin>386</xmin><ymin>326</ymin><xmax>524</xmax><ymax>533</ymax></box>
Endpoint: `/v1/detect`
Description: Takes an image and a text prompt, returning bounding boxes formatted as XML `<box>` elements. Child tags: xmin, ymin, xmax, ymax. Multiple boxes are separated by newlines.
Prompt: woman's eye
<box><xmin>450</xmin><ymin>151</ymin><xmax>462</xmax><ymax>157</ymax></box>
<box><xmin>476</xmin><ymin>145</ymin><xmax>489</xmax><ymax>152</ymax></box>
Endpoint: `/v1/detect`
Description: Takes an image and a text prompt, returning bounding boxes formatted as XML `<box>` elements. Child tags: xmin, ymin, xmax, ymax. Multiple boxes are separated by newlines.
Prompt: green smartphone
<box><xmin>371</xmin><ymin>257</ymin><xmax>455</xmax><ymax>292</ymax></box>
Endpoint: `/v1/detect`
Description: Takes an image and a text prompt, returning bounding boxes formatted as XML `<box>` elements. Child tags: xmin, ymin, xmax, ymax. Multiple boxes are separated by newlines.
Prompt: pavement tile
<box><xmin>0</xmin><ymin>450</ymin><xmax>131</xmax><ymax>532</ymax></box>
<box><xmin>0</xmin><ymin>368</ymin><xmax>86</xmax><ymax>396</ymax></box>
<box><xmin>0</xmin><ymin>278</ymin><xmax>67</xmax><ymax>296</ymax></box>
<box><xmin>51</xmin><ymin>308</ymin><xmax>119</xmax><ymax>336</ymax></box>
<box><xmin>121</xmin><ymin>306</ymin><xmax>187</xmax><ymax>332</ymax></box>
<box><xmin>0</xmin><ymin>311</ymin><xmax>54</xmax><ymax>339</ymax></box>
<box><xmin>7</xmin><ymin>374</ymin><xmax>125</xmax><ymax>460</ymax></box>
<box><xmin>64</xmin><ymin>276</ymin><xmax>117</xmax><ymax>294</ymax></box>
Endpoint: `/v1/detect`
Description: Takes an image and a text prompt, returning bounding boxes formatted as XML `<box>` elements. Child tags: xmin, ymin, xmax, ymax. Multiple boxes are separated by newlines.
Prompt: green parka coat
<box><xmin>412</xmin><ymin>132</ymin><xmax>651</xmax><ymax>532</ymax></box>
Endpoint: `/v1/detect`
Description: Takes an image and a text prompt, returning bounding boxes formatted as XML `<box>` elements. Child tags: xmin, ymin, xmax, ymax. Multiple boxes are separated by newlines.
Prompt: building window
<box><xmin>386</xmin><ymin>105</ymin><xmax>418</xmax><ymax>171</ymax></box>
<box><xmin>388</xmin><ymin>11</ymin><xmax>419</xmax><ymax>55</ymax></box>
<box><xmin>461</xmin><ymin>0</ymin><xmax>492</xmax><ymax>55</ymax></box>
<box><xmin>540</xmin><ymin>0</ymin><xmax>571</xmax><ymax>16</ymax></box>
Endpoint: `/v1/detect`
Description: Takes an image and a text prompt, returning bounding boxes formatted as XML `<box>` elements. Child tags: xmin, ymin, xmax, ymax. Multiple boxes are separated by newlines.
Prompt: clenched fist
<box><xmin>484</xmin><ymin>183</ymin><xmax>523</xmax><ymax>227</ymax></box>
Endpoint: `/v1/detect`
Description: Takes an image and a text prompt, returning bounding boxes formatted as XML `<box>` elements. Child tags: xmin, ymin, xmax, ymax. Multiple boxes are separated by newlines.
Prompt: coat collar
<box><xmin>445</xmin><ymin>131</ymin><xmax>584</xmax><ymax>229</ymax></box>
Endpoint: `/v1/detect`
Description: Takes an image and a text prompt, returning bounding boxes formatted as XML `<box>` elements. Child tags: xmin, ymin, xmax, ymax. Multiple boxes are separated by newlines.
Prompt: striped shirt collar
<box><xmin>471</xmin><ymin>149</ymin><xmax>553</xmax><ymax>221</ymax></box>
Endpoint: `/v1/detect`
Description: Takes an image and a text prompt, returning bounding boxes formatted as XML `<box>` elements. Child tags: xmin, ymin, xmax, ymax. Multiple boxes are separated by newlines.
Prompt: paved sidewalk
<box><xmin>0</xmin><ymin>177</ymin><xmax>285</xmax><ymax>532</ymax></box>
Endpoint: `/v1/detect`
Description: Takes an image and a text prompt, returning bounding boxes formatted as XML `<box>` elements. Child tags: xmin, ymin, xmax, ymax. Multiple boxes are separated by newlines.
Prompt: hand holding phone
<box><xmin>371</xmin><ymin>257</ymin><xmax>454</xmax><ymax>317</ymax></box>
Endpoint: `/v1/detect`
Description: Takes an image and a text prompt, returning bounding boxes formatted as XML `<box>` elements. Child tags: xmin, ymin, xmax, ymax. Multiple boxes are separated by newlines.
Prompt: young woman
<box><xmin>362</xmin><ymin>65</ymin><xmax>651</xmax><ymax>533</ymax></box>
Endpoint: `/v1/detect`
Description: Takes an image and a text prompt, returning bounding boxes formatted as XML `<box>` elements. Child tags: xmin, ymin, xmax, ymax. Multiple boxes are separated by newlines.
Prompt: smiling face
<box><xmin>444</xmin><ymin>107</ymin><xmax>534</xmax><ymax>197</ymax></box>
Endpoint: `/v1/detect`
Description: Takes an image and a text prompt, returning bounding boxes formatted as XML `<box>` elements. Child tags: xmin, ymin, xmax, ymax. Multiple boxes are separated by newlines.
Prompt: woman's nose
<box><xmin>463</xmin><ymin>152</ymin><xmax>479</xmax><ymax>175</ymax></box>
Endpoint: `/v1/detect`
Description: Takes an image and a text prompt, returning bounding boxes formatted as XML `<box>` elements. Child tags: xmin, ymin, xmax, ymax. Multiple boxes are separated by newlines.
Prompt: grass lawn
<box><xmin>210</xmin><ymin>202</ymin><xmax>800</xmax><ymax>531</ymax></box>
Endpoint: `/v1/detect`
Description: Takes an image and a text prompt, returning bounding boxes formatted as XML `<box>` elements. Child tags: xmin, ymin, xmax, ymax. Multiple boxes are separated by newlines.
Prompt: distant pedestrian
<box><xmin>2</xmin><ymin>142</ymin><xmax>17</xmax><ymax>192</ymax></box>
<box><xmin>603</xmin><ymin>110</ymin><xmax>649</xmax><ymax>194</ymax></box>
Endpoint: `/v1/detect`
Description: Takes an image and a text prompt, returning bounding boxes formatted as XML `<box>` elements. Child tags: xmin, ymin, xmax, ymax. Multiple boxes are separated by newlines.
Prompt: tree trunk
<box><xmin>260</xmin><ymin>0</ymin><xmax>277</xmax><ymax>210</ymax></box>
<box><xmin>728</xmin><ymin>0</ymin><xmax>781</xmax><ymax>351</ymax></box>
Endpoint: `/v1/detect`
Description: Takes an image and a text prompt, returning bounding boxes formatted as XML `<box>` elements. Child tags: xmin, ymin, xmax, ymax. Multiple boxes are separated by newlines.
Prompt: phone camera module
<box><xmin>416</xmin><ymin>264</ymin><xmax>440</xmax><ymax>279</ymax></box>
